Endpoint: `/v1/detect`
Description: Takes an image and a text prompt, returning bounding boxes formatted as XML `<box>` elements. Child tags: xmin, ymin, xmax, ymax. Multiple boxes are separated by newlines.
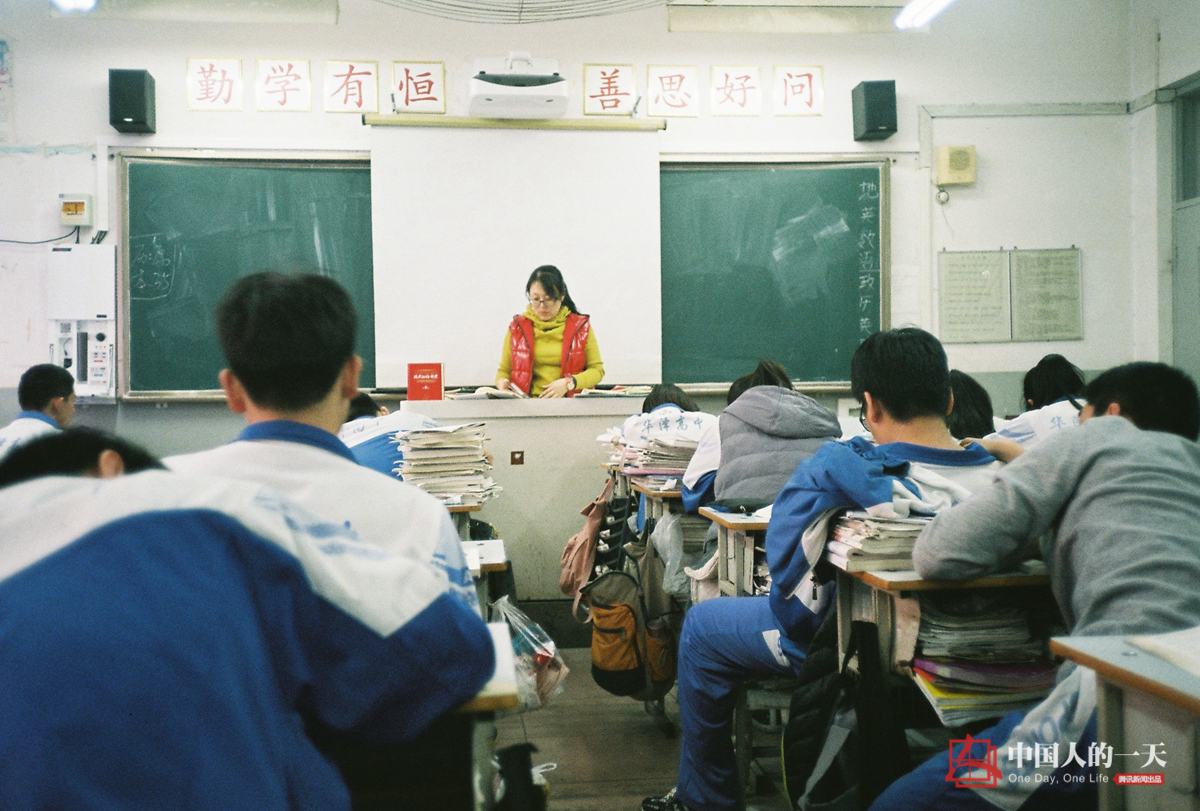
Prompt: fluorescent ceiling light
<box><xmin>894</xmin><ymin>0</ymin><xmax>957</xmax><ymax>29</ymax></box>
<box><xmin>50</xmin><ymin>0</ymin><xmax>98</xmax><ymax>11</ymax></box>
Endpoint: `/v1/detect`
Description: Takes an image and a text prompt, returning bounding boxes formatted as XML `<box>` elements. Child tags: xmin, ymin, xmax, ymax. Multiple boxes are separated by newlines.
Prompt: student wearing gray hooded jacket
<box><xmin>682</xmin><ymin>359</ymin><xmax>841</xmax><ymax>511</ymax></box>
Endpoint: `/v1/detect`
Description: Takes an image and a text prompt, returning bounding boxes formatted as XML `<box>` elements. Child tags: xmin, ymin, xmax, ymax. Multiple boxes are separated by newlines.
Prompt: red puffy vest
<box><xmin>509</xmin><ymin>312</ymin><xmax>590</xmax><ymax>397</ymax></box>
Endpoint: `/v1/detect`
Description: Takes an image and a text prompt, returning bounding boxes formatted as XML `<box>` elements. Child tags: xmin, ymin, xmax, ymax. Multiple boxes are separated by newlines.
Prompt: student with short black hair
<box><xmin>641</xmin><ymin>383</ymin><xmax>699</xmax><ymax>414</ymax></box>
<box><xmin>166</xmin><ymin>272</ymin><xmax>487</xmax><ymax>617</ymax></box>
<box><xmin>877</xmin><ymin>362</ymin><xmax>1200</xmax><ymax>811</ymax></box>
<box><xmin>1023</xmin><ymin>352</ymin><xmax>1085</xmax><ymax>410</ymax></box>
<box><xmin>946</xmin><ymin>370</ymin><xmax>996</xmax><ymax>440</ymax></box>
<box><xmin>646</xmin><ymin>329</ymin><xmax>1000</xmax><ymax>811</ymax></box>
<box><xmin>986</xmin><ymin>353</ymin><xmax>1086</xmax><ymax>447</ymax></box>
<box><xmin>346</xmin><ymin>391</ymin><xmax>388</xmax><ymax>422</ymax></box>
<box><xmin>0</xmin><ymin>427</ymin><xmax>162</xmax><ymax>488</ymax></box>
<box><xmin>0</xmin><ymin>364</ymin><xmax>77</xmax><ymax>461</ymax></box>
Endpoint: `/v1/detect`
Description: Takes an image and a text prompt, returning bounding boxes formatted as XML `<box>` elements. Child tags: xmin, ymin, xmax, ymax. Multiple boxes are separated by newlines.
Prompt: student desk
<box><xmin>630</xmin><ymin>481</ymin><xmax>683</xmax><ymax>521</ymax></box>
<box><xmin>833</xmin><ymin>561</ymin><xmax>1051</xmax><ymax>675</ymax></box>
<box><xmin>1051</xmin><ymin>635</ymin><xmax>1200</xmax><ymax>811</ymax></box>
<box><xmin>463</xmin><ymin>538</ymin><xmax>509</xmax><ymax>611</ymax></box>
<box><xmin>447</xmin><ymin>503</ymin><xmax>483</xmax><ymax>542</ymax></box>
<box><xmin>698</xmin><ymin>507</ymin><xmax>769</xmax><ymax>597</ymax></box>
<box><xmin>316</xmin><ymin>623</ymin><xmax>519</xmax><ymax>811</ymax></box>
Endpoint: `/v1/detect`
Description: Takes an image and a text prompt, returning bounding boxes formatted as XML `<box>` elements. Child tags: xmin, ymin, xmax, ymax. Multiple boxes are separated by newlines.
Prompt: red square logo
<box><xmin>946</xmin><ymin>735</ymin><xmax>1002</xmax><ymax>788</ymax></box>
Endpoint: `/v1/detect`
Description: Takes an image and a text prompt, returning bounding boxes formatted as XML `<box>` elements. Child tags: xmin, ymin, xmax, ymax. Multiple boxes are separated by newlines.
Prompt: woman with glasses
<box><xmin>495</xmin><ymin>265</ymin><xmax>605</xmax><ymax>398</ymax></box>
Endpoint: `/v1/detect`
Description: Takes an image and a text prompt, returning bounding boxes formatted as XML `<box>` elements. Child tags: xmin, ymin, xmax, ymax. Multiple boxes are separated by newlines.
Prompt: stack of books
<box><xmin>393</xmin><ymin>422</ymin><xmax>502</xmax><ymax>506</ymax></box>
<box><xmin>911</xmin><ymin>597</ymin><xmax>1056</xmax><ymax>726</ymax></box>
<box><xmin>823</xmin><ymin>511</ymin><xmax>932</xmax><ymax>571</ymax></box>
<box><xmin>619</xmin><ymin>434</ymin><xmax>698</xmax><ymax>477</ymax></box>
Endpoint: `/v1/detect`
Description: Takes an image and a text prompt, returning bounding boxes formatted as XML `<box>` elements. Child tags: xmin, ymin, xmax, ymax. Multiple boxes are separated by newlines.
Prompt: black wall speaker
<box><xmin>109</xmin><ymin>69</ymin><xmax>156</xmax><ymax>134</ymax></box>
<box><xmin>852</xmin><ymin>80</ymin><xmax>896</xmax><ymax>142</ymax></box>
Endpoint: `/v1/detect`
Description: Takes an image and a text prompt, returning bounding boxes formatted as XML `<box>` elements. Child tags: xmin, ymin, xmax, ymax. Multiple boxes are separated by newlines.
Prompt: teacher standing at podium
<box><xmin>496</xmin><ymin>266</ymin><xmax>604</xmax><ymax>398</ymax></box>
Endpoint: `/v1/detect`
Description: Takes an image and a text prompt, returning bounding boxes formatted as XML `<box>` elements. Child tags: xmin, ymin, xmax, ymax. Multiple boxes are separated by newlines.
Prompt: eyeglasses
<box><xmin>528</xmin><ymin>295</ymin><xmax>562</xmax><ymax>307</ymax></box>
<box><xmin>858</xmin><ymin>408</ymin><xmax>869</xmax><ymax>432</ymax></box>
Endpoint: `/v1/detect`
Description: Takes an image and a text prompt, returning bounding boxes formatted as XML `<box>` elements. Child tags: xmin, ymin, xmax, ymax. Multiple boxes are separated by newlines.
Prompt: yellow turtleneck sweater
<box><xmin>495</xmin><ymin>305</ymin><xmax>605</xmax><ymax>395</ymax></box>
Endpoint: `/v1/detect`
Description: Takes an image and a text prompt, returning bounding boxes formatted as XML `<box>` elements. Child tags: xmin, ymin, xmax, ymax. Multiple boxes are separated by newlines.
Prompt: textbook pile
<box><xmin>911</xmin><ymin>595</ymin><xmax>1056</xmax><ymax>726</ymax></box>
<box><xmin>823</xmin><ymin>511</ymin><xmax>932</xmax><ymax>572</ymax></box>
<box><xmin>393</xmin><ymin>422</ymin><xmax>502</xmax><ymax>506</ymax></box>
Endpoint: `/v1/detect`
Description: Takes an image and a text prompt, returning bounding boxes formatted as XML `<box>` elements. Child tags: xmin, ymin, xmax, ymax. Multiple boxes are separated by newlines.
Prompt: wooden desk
<box><xmin>462</xmin><ymin>539</ymin><xmax>508</xmax><ymax>611</ymax></box>
<box><xmin>699</xmin><ymin>507</ymin><xmax>768</xmax><ymax>597</ymax></box>
<box><xmin>631</xmin><ymin>482</ymin><xmax>683</xmax><ymax>521</ymax></box>
<box><xmin>1052</xmin><ymin>634</ymin><xmax>1200</xmax><ymax>811</ymax></box>
<box><xmin>834</xmin><ymin>561</ymin><xmax>1051</xmax><ymax>675</ymax></box>
<box><xmin>447</xmin><ymin>503</ymin><xmax>483</xmax><ymax>542</ymax></box>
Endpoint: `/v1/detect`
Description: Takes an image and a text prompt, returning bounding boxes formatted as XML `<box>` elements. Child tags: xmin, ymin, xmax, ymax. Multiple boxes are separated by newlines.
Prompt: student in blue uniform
<box><xmin>0</xmin><ymin>364</ymin><xmax>76</xmax><ymax>461</ymax></box>
<box><xmin>873</xmin><ymin>362</ymin><xmax>1200</xmax><ymax>811</ymax></box>
<box><xmin>645</xmin><ymin>328</ymin><xmax>1001</xmax><ymax>811</ymax></box>
<box><xmin>0</xmin><ymin>441</ymin><xmax>494</xmax><ymax>810</ymax></box>
<box><xmin>165</xmin><ymin>272</ymin><xmax>480</xmax><ymax>613</ymax></box>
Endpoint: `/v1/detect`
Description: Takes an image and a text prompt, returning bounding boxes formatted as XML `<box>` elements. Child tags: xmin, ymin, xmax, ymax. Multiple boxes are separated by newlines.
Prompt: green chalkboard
<box><xmin>660</xmin><ymin>162</ymin><xmax>887</xmax><ymax>385</ymax></box>
<box><xmin>121</xmin><ymin>156</ymin><xmax>374</xmax><ymax>395</ymax></box>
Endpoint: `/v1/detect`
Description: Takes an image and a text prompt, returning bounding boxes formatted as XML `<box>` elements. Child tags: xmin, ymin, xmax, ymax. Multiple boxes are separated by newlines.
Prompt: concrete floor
<box><xmin>494</xmin><ymin>647</ymin><xmax>791</xmax><ymax>811</ymax></box>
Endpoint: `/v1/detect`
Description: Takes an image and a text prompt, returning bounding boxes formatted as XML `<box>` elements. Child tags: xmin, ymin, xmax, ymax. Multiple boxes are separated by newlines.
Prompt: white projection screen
<box><xmin>369</xmin><ymin>125</ymin><xmax>662</xmax><ymax>388</ymax></box>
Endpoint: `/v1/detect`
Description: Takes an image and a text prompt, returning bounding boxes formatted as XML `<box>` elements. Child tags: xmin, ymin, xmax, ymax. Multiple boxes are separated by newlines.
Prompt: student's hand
<box><xmin>964</xmin><ymin>436</ymin><xmax>1025</xmax><ymax>463</ymax></box>
<box><xmin>496</xmin><ymin>379</ymin><xmax>512</xmax><ymax>391</ymax></box>
<box><xmin>540</xmin><ymin>377</ymin><xmax>571</xmax><ymax>398</ymax></box>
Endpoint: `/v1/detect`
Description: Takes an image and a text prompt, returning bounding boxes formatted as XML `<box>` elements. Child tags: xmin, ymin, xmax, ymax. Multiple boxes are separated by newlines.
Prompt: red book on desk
<box><xmin>407</xmin><ymin>363</ymin><xmax>444</xmax><ymax>400</ymax></box>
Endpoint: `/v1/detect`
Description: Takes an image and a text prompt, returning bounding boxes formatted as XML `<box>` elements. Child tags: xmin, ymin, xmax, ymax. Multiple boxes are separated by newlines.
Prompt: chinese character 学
<box><xmin>264</xmin><ymin>63</ymin><xmax>303</xmax><ymax>107</ymax></box>
<box><xmin>946</xmin><ymin>735</ymin><xmax>1002</xmax><ymax>788</ymax></box>
<box><xmin>332</xmin><ymin>63</ymin><xmax>372</xmax><ymax>108</ymax></box>
<box><xmin>589</xmin><ymin>69</ymin><xmax>630</xmax><ymax>111</ymax></box>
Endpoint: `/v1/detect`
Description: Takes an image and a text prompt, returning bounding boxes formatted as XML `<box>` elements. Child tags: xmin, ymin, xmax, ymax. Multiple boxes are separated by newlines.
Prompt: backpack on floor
<box><xmin>781</xmin><ymin>618</ymin><xmax>911</xmax><ymax>811</ymax></box>
<box><xmin>579</xmin><ymin>519</ymin><xmax>677</xmax><ymax>702</ymax></box>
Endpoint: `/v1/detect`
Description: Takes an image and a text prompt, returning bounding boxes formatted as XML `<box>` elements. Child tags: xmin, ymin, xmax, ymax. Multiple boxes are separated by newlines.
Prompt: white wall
<box><xmin>0</xmin><ymin>0</ymin><xmax>1194</xmax><ymax>386</ymax></box>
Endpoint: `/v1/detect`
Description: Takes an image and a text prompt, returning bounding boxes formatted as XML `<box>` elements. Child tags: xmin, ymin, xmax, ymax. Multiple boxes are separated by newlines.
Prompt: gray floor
<box><xmin>494</xmin><ymin>647</ymin><xmax>791</xmax><ymax>811</ymax></box>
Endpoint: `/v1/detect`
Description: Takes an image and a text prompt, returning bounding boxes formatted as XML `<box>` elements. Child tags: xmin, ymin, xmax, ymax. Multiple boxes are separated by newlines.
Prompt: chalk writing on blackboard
<box><xmin>129</xmin><ymin>234</ymin><xmax>177</xmax><ymax>301</ymax></box>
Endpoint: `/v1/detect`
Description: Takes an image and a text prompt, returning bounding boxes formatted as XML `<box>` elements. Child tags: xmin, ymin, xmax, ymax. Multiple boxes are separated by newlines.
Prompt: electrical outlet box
<box><xmin>59</xmin><ymin>194</ymin><xmax>94</xmax><ymax>227</ymax></box>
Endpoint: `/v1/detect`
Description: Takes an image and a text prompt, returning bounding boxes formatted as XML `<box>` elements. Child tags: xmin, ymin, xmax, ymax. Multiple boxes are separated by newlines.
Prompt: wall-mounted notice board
<box><xmin>938</xmin><ymin>248</ymin><xmax>1081</xmax><ymax>344</ymax></box>
<box><xmin>119</xmin><ymin>153</ymin><xmax>374</xmax><ymax>397</ymax></box>
<box><xmin>659</xmin><ymin>161</ymin><xmax>888</xmax><ymax>386</ymax></box>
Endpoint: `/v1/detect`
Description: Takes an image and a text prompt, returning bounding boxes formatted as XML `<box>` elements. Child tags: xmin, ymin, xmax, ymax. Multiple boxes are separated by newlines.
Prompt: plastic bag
<box><xmin>491</xmin><ymin>595</ymin><xmax>569</xmax><ymax>710</ymax></box>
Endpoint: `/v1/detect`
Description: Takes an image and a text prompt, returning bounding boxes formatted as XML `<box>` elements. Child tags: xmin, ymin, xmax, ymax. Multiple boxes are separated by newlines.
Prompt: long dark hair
<box><xmin>526</xmin><ymin>265</ymin><xmax>581</xmax><ymax>314</ymax></box>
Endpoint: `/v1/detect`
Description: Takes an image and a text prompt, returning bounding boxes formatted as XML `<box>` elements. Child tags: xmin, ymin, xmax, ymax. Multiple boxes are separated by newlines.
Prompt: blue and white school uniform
<box><xmin>0</xmin><ymin>471</ymin><xmax>494</xmax><ymax>810</ymax></box>
<box><xmin>338</xmin><ymin>409</ymin><xmax>441</xmax><ymax>477</ymax></box>
<box><xmin>675</xmin><ymin>438</ymin><xmax>1001</xmax><ymax>811</ymax></box>
<box><xmin>165</xmin><ymin>420</ymin><xmax>479</xmax><ymax>613</ymax></box>
<box><xmin>985</xmin><ymin>397</ymin><xmax>1083</xmax><ymax>447</ymax></box>
<box><xmin>0</xmin><ymin>411</ymin><xmax>58</xmax><ymax>461</ymax></box>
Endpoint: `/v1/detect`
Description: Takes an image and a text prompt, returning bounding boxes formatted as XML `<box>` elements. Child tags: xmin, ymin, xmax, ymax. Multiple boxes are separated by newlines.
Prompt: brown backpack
<box><xmin>559</xmin><ymin>477</ymin><xmax>615</xmax><ymax>620</ymax></box>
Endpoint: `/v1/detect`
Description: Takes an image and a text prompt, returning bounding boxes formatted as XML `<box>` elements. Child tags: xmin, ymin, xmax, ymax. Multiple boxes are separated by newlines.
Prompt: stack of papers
<box><xmin>912</xmin><ymin>595</ymin><xmax>1054</xmax><ymax>725</ymax></box>
<box><xmin>621</xmin><ymin>435</ymin><xmax>699</xmax><ymax>475</ymax></box>
<box><xmin>393</xmin><ymin>422</ymin><xmax>502</xmax><ymax>505</ymax></box>
<box><xmin>823</xmin><ymin>511</ymin><xmax>932</xmax><ymax>571</ymax></box>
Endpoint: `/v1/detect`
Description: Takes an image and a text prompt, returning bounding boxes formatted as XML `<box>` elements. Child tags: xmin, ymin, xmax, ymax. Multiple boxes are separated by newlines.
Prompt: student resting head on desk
<box><xmin>495</xmin><ymin>264</ymin><xmax>604</xmax><ymax>398</ymax></box>
<box><xmin>0</xmin><ymin>428</ymin><xmax>494</xmax><ymax>811</ymax></box>
<box><xmin>0</xmin><ymin>363</ymin><xmax>77</xmax><ymax>462</ymax></box>
<box><xmin>985</xmin><ymin>352</ymin><xmax>1087</xmax><ymax>448</ymax></box>
<box><xmin>874</xmin><ymin>361</ymin><xmax>1200</xmax><ymax>811</ymax></box>
<box><xmin>163</xmin><ymin>271</ymin><xmax>485</xmax><ymax>616</ymax></box>
<box><xmin>680</xmin><ymin>358</ymin><xmax>841</xmax><ymax>514</ymax></box>
<box><xmin>644</xmin><ymin>328</ymin><xmax>1001</xmax><ymax>811</ymax></box>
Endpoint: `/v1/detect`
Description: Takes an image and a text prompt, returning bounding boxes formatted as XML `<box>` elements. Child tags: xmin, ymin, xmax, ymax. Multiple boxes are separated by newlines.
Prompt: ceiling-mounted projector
<box><xmin>468</xmin><ymin>52</ymin><xmax>568</xmax><ymax>119</ymax></box>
